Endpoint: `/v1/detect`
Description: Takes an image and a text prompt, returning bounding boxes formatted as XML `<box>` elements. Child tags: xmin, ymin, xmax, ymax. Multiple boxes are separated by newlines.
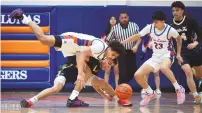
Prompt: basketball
<box><xmin>115</xmin><ymin>83</ymin><xmax>133</xmax><ymax>100</ymax></box>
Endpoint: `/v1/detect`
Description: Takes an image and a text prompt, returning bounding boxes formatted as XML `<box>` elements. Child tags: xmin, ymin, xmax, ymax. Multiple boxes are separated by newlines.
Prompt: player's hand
<box><xmin>187</xmin><ymin>41</ymin><xmax>198</xmax><ymax>49</ymax></box>
<box><xmin>131</xmin><ymin>46</ymin><xmax>138</xmax><ymax>53</ymax></box>
<box><xmin>176</xmin><ymin>55</ymin><xmax>183</xmax><ymax>65</ymax></box>
<box><xmin>76</xmin><ymin>72</ymin><xmax>86</xmax><ymax>88</ymax></box>
<box><xmin>148</xmin><ymin>42</ymin><xmax>153</xmax><ymax>49</ymax></box>
<box><xmin>103</xmin><ymin>93</ymin><xmax>113</xmax><ymax>101</ymax></box>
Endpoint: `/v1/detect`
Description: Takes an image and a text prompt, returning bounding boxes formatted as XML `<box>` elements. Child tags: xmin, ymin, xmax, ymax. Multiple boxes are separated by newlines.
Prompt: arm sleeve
<box><xmin>53</xmin><ymin>35</ymin><xmax>62</xmax><ymax>48</ymax></box>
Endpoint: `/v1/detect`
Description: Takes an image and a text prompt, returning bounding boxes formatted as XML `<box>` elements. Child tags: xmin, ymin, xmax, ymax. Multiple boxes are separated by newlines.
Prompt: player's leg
<box><xmin>134</xmin><ymin>58</ymin><xmax>156</xmax><ymax>106</ymax></box>
<box><xmin>66</xmin><ymin>64</ymin><xmax>93</xmax><ymax>107</ymax></box>
<box><xmin>114</xmin><ymin>64</ymin><xmax>119</xmax><ymax>88</ymax></box>
<box><xmin>160</xmin><ymin>58</ymin><xmax>185</xmax><ymax>104</ymax></box>
<box><xmin>141</xmin><ymin>75</ymin><xmax>148</xmax><ymax>95</ymax></box>
<box><xmin>193</xmin><ymin>66</ymin><xmax>202</xmax><ymax>79</ymax></box>
<box><xmin>9</xmin><ymin>8</ymin><xmax>55</xmax><ymax>46</ymax></box>
<box><xmin>194</xmin><ymin>66</ymin><xmax>202</xmax><ymax>94</ymax></box>
<box><xmin>183</xmin><ymin>52</ymin><xmax>202</xmax><ymax>104</ymax></box>
<box><xmin>154</xmin><ymin>71</ymin><xmax>161</xmax><ymax>95</ymax></box>
<box><xmin>181</xmin><ymin>64</ymin><xmax>201</xmax><ymax>104</ymax></box>
<box><xmin>20</xmin><ymin>76</ymin><xmax>65</xmax><ymax>108</ymax></box>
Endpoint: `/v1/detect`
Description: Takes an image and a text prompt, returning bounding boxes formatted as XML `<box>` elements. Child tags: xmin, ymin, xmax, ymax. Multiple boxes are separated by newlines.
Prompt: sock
<box><xmin>29</xmin><ymin>96</ymin><xmax>38</xmax><ymax>104</ymax></box>
<box><xmin>173</xmin><ymin>81</ymin><xmax>181</xmax><ymax>90</ymax></box>
<box><xmin>145</xmin><ymin>86</ymin><xmax>153</xmax><ymax>94</ymax></box>
<box><xmin>193</xmin><ymin>92</ymin><xmax>199</xmax><ymax>97</ymax></box>
<box><xmin>69</xmin><ymin>90</ymin><xmax>79</xmax><ymax>101</ymax></box>
<box><xmin>113</xmin><ymin>95</ymin><xmax>119</xmax><ymax>101</ymax></box>
<box><xmin>22</xmin><ymin>14</ymin><xmax>32</xmax><ymax>25</ymax></box>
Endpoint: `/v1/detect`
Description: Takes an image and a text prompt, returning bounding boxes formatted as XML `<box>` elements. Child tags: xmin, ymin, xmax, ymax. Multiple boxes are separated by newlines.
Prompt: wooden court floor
<box><xmin>1</xmin><ymin>92</ymin><xmax>202</xmax><ymax>113</ymax></box>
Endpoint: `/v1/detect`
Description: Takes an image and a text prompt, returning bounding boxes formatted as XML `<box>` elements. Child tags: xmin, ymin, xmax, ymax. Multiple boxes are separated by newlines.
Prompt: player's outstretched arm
<box><xmin>76</xmin><ymin>49</ymin><xmax>92</xmax><ymax>88</ymax></box>
<box><xmin>92</xmin><ymin>85</ymin><xmax>112</xmax><ymax>101</ymax></box>
<box><xmin>122</xmin><ymin>24</ymin><xmax>151</xmax><ymax>45</ymax></box>
<box><xmin>121</xmin><ymin>34</ymin><xmax>141</xmax><ymax>45</ymax></box>
<box><xmin>9</xmin><ymin>8</ymin><xmax>55</xmax><ymax>46</ymax></box>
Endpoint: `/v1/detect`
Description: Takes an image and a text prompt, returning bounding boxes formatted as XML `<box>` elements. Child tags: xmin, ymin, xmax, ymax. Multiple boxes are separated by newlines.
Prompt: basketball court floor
<box><xmin>1</xmin><ymin>92</ymin><xmax>202</xmax><ymax>113</ymax></box>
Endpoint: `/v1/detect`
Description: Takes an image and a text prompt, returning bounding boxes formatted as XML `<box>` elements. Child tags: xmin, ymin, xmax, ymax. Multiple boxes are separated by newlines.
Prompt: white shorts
<box><xmin>144</xmin><ymin>53</ymin><xmax>175</xmax><ymax>73</ymax></box>
<box><xmin>54</xmin><ymin>75</ymin><xmax>96</xmax><ymax>86</ymax></box>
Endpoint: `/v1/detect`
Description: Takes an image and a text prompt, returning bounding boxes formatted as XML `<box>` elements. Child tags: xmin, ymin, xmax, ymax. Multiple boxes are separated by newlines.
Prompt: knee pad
<box><xmin>54</xmin><ymin>76</ymin><xmax>66</xmax><ymax>86</ymax></box>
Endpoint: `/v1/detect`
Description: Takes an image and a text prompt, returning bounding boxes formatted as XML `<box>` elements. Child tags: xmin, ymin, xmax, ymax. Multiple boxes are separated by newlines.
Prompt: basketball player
<box><xmin>9</xmin><ymin>8</ymin><xmax>124</xmax><ymax>88</ymax></box>
<box><xmin>171</xmin><ymin>1</ymin><xmax>202</xmax><ymax>104</ymax></box>
<box><xmin>20</xmin><ymin>56</ymin><xmax>131</xmax><ymax>108</ymax></box>
<box><xmin>122</xmin><ymin>11</ymin><xmax>185</xmax><ymax>106</ymax></box>
<box><xmin>9</xmin><ymin>8</ymin><xmax>125</xmax><ymax>107</ymax></box>
<box><xmin>141</xmin><ymin>37</ymin><xmax>162</xmax><ymax>95</ymax></box>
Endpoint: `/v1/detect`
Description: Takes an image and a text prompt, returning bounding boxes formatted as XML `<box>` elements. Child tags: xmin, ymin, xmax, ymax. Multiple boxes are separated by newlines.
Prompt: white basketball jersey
<box><xmin>56</xmin><ymin>32</ymin><xmax>108</xmax><ymax>60</ymax></box>
<box><xmin>149</xmin><ymin>24</ymin><xmax>174</xmax><ymax>54</ymax></box>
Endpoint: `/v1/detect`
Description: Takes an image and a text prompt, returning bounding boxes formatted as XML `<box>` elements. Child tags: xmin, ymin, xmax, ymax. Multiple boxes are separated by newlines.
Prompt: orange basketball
<box><xmin>115</xmin><ymin>83</ymin><xmax>133</xmax><ymax>100</ymax></box>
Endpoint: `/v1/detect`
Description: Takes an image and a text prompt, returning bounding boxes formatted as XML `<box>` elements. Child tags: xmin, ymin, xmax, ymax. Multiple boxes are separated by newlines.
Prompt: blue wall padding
<box><xmin>1</xmin><ymin>54</ymin><xmax>49</xmax><ymax>60</ymax></box>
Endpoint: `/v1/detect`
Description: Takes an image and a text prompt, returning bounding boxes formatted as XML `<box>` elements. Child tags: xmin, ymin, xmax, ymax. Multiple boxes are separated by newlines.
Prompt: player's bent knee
<box><xmin>54</xmin><ymin>76</ymin><xmax>66</xmax><ymax>86</ymax></box>
<box><xmin>182</xmin><ymin>65</ymin><xmax>193</xmax><ymax>77</ymax></box>
<box><xmin>184</xmin><ymin>69</ymin><xmax>193</xmax><ymax>77</ymax></box>
<box><xmin>134</xmin><ymin>71</ymin><xmax>142</xmax><ymax>80</ymax></box>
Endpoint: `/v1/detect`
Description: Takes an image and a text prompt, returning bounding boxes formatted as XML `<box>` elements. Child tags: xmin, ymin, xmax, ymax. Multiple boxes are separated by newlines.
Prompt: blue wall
<box><xmin>1</xmin><ymin>5</ymin><xmax>202</xmax><ymax>90</ymax></box>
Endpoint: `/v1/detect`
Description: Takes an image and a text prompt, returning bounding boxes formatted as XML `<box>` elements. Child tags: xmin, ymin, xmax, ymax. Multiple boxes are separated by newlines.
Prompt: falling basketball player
<box><xmin>122</xmin><ymin>10</ymin><xmax>185</xmax><ymax>106</ymax></box>
<box><xmin>9</xmin><ymin>8</ymin><xmax>125</xmax><ymax>107</ymax></box>
<box><xmin>170</xmin><ymin>1</ymin><xmax>202</xmax><ymax>104</ymax></box>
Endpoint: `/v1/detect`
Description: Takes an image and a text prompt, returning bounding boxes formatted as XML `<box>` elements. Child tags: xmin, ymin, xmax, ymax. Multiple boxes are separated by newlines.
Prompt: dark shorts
<box><xmin>56</xmin><ymin>56</ymin><xmax>78</xmax><ymax>84</ymax></box>
<box><xmin>57</xmin><ymin>62</ymin><xmax>78</xmax><ymax>84</ymax></box>
<box><xmin>181</xmin><ymin>49</ymin><xmax>202</xmax><ymax>67</ymax></box>
<box><xmin>56</xmin><ymin>56</ymin><xmax>101</xmax><ymax>84</ymax></box>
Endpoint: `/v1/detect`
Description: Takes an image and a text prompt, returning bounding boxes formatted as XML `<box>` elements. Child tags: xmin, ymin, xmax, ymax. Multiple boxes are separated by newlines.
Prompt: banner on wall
<box><xmin>1</xmin><ymin>13</ymin><xmax>50</xmax><ymax>26</ymax></box>
<box><xmin>0</xmin><ymin>68</ymin><xmax>50</xmax><ymax>82</ymax></box>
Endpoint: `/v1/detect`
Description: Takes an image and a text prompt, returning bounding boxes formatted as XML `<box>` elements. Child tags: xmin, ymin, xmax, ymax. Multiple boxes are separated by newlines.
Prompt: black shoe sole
<box><xmin>20</xmin><ymin>99</ymin><xmax>29</xmax><ymax>108</ymax></box>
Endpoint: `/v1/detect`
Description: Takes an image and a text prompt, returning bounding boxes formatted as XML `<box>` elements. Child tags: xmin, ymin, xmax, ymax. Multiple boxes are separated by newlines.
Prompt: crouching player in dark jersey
<box><xmin>20</xmin><ymin>56</ymin><xmax>131</xmax><ymax>108</ymax></box>
<box><xmin>171</xmin><ymin>1</ymin><xmax>202</xmax><ymax>104</ymax></box>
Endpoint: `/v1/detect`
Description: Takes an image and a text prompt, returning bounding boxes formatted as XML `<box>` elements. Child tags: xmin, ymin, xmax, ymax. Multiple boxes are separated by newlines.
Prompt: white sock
<box><xmin>22</xmin><ymin>14</ymin><xmax>32</xmax><ymax>25</ymax></box>
<box><xmin>193</xmin><ymin>92</ymin><xmax>199</xmax><ymax>97</ymax></box>
<box><xmin>29</xmin><ymin>96</ymin><xmax>38</xmax><ymax>104</ymax></box>
<box><xmin>113</xmin><ymin>95</ymin><xmax>119</xmax><ymax>101</ymax></box>
<box><xmin>173</xmin><ymin>81</ymin><xmax>181</xmax><ymax>90</ymax></box>
<box><xmin>145</xmin><ymin>86</ymin><xmax>153</xmax><ymax>94</ymax></box>
<box><xmin>69</xmin><ymin>90</ymin><xmax>79</xmax><ymax>100</ymax></box>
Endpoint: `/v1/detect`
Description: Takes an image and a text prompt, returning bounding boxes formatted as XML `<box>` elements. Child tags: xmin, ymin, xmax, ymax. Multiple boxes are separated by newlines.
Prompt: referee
<box><xmin>106</xmin><ymin>11</ymin><xmax>141</xmax><ymax>84</ymax></box>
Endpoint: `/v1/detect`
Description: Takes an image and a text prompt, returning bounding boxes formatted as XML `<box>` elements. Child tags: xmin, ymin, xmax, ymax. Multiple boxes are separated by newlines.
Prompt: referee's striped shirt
<box><xmin>106</xmin><ymin>22</ymin><xmax>139</xmax><ymax>50</ymax></box>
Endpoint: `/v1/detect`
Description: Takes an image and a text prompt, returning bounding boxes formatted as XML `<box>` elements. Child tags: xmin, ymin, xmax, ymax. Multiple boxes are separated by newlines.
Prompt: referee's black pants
<box><xmin>118</xmin><ymin>50</ymin><xmax>137</xmax><ymax>84</ymax></box>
